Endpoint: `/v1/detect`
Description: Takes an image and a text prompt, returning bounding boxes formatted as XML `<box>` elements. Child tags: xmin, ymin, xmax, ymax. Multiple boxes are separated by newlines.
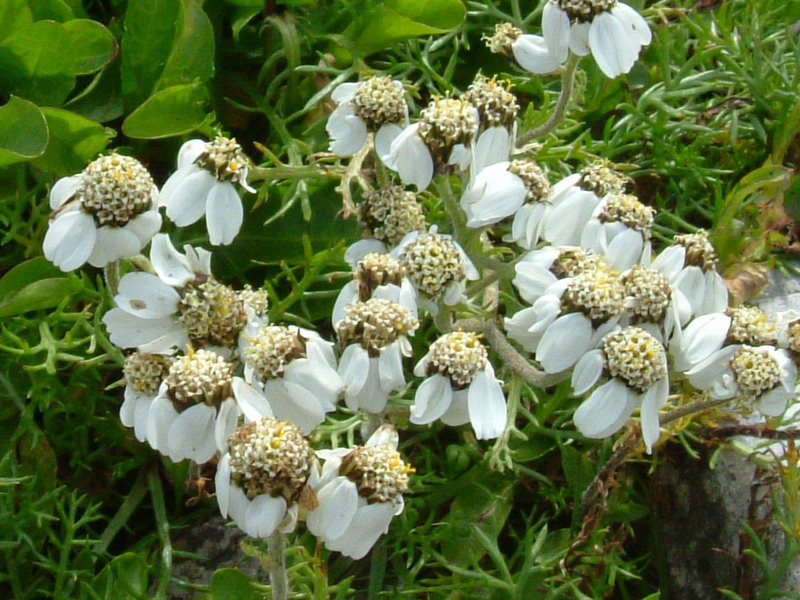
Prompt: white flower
<box><xmin>542</xmin><ymin>0</ymin><xmax>651</xmax><ymax>78</ymax></box>
<box><xmin>43</xmin><ymin>154</ymin><xmax>161</xmax><ymax>271</ymax></box>
<box><xmin>336</xmin><ymin>298</ymin><xmax>419</xmax><ymax>414</ymax></box>
<box><xmin>513</xmin><ymin>246</ymin><xmax>605</xmax><ymax>304</ymax></box>
<box><xmin>572</xmin><ymin>326</ymin><xmax>668</xmax><ymax>452</ymax></box>
<box><xmin>486</xmin><ymin>23</ymin><xmax>562</xmax><ymax>75</ymax></box>
<box><xmin>238</xmin><ymin>322</ymin><xmax>342</xmax><ymax>433</ymax></box>
<box><xmin>580</xmin><ymin>192</ymin><xmax>654</xmax><ymax>271</ymax></box>
<box><xmin>103</xmin><ymin>234</ymin><xmax>252</xmax><ymax>353</ymax></box>
<box><xmin>160</xmin><ymin>137</ymin><xmax>254</xmax><ymax>246</ymax></box>
<box><xmin>307</xmin><ymin>425</ymin><xmax>410</xmax><ymax>559</ymax></box>
<box><xmin>215</xmin><ymin>417</ymin><xmax>315</xmax><ymax>538</ymax></box>
<box><xmin>120</xmin><ymin>352</ymin><xmax>174</xmax><ymax>444</ymax></box>
<box><xmin>327</xmin><ymin>77</ymin><xmax>408</xmax><ymax>157</ymax></box>
<box><xmin>410</xmin><ymin>331</ymin><xmax>506</xmax><ymax>439</ymax></box>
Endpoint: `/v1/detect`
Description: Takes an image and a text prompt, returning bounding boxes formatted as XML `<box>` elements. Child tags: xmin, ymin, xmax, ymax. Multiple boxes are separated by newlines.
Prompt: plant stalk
<box><xmin>517</xmin><ymin>53</ymin><xmax>580</xmax><ymax>145</ymax></box>
<box><xmin>267</xmin><ymin>530</ymin><xmax>289</xmax><ymax>600</ymax></box>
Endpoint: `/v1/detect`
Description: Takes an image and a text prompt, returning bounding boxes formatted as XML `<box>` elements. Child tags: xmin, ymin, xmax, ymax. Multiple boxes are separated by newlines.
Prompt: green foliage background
<box><xmin>0</xmin><ymin>0</ymin><xmax>799</xmax><ymax>598</ymax></box>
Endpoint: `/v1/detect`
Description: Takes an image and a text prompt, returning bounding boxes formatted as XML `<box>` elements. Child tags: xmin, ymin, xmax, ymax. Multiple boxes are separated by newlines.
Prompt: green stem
<box><xmin>103</xmin><ymin>259</ymin><xmax>120</xmax><ymax>297</ymax></box>
<box><xmin>517</xmin><ymin>53</ymin><xmax>581</xmax><ymax>145</ymax></box>
<box><xmin>267</xmin><ymin>530</ymin><xmax>289</xmax><ymax>600</ymax></box>
<box><xmin>148</xmin><ymin>467</ymin><xmax>173</xmax><ymax>600</ymax></box>
<box><xmin>248</xmin><ymin>164</ymin><xmax>336</xmax><ymax>182</ymax></box>
<box><xmin>94</xmin><ymin>471</ymin><xmax>148</xmax><ymax>553</ymax></box>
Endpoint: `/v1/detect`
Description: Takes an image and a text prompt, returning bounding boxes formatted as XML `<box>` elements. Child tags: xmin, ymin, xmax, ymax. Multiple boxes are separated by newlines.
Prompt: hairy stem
<box><xmin>103</xmin><ymin>259</ymin><xmax>120</xmax><ymax>297</ymax></box>
<box><xmin>517</xmin><ymin>53</ymin><xmax>580</xmax><ymax>145</ymax></box>
<box><xmin>267</xmin><ymin>530</ymin><xmax>289</xmax><ymax>600</ymax></box>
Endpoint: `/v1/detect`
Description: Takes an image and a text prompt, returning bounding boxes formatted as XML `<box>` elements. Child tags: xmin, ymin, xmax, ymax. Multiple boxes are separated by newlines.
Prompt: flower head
<box><xmin>357</xmin><ymin>185</ymin><xmax>427</xmax><ymax>248</ymax></box>
<box><xmin>726</xmin><ymin>306</ymin><xmax>777</xmax><ymax>346</ymax></box>
<box><xmin>463</xmin><ymin>76</ymin><xmax>519</xmax><ymax>130</ymax></box>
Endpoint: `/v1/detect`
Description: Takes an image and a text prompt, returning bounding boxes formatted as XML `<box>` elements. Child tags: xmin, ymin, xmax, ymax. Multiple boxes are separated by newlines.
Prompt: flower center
<box><xmin>623</xmin><ymin>265</ymin><xmax>672</xmax><ymax>323</ymax></box>
<box><xmin>726</xmin><ymin>306</ymin><xmax>777</xmax><ymax>346</ymax></box>
<box><xmin>337</xmin><ymin>298</ymin><xmax>418</xmax><ymax>355</ymax></box>
<box><xmin>730</xmin><ymin>346</ymin><xmax>781</xmax><ymax>399</ymax></box>
<box><xmin>123</xmin><ymin>352</ymin><xmax>173</xmax><ymax>397</ymax></box>
<box><xmin>228</xmin><ymin>418</ymin><xmax>314</xmax><ymax>502</ymax></box>
<box><xmin>602</xmin><ymin>327</ymin><xmax>667</xmax><ymax>393</ymax></box>
<box><xmin>577</xmin><ymin>161</ymin><xmax>630</xmax><ymax>197</ymax></box>
<box><xmin>562</xmin><ymin>267</ymin><xmax>624</xmax><ymax>324</ymax></box>
<box><xmin>241</xmin><ymin>325</ymin><xmax>307</xmax><ymax>381</ymax></box>
<box><xmin>402</xmin><ymin>232</ymin><xmax>466</xmax><ymax>299</ymax></box>
<box><xmin>80</xmin><ymin>154</ymin><xmax>157</xmax><ymax>227</ymax></box>
<box><xmin>354</xmin><ymin>253</ymin><xmax>406</xmax><ymax>301</ymax></box>
<box><xmin>463</xmin><ymin>75</ymin><xmax>519</xmax><ymax>130</ymax></box>
<box><xmin>426</xmin><ymin>331</ymin><xmax>488</xmax><ymax>387</ymax></box>
<box><xmin>418</xmin><ymin>98</ymin><xmax>478</xmax><ymax>156</ymax></box>
<box><xmin>165</xmin><ymin>349</ymin><xmax>234</xmax><ymax>408</ymax></box>
<box><xmin>339</xmin><ymin>444</ymin><xmax>412</xmax><ymax>503</ymax></box>
<box><xmin>178</xmin><ymin>280</ymin><xmax>248</xmax><ymax>348</ymax></box>
<box><xmin>485</xmin><ymin>22</ymin><xmax>522</xmax><ymax>55</ymax></box>
<box><xmin>359</xmin><ymin>184</ymin><xmax>427</xmax><ymax>246</ymax></box>
<box><xmin>238</xmin><ymin>285</ymin><xmax>270</xmax><ymax>319</ymax></box>
<box><xmin>673</xmin><ymin>231</ymin><xmax>718</xmax><ymax>272</ymax></box>
<box><xmin>554</xmin><ymin>0</ymin><xmax>617</xmax><ymax>22</ymax></box>
<box><xmin>787</xmin><ymin>321</ymin><xmax>800</xmax><ymax>355</ymax></box>
<box><xmin>351</xmin><ymin>77</ymin><xmax>406</xmax><ymax>128</ymax></box>
<box><xmin>550</xmin><ymin>248</ymin><xmax>605</xmax><ymax>279</ymax></box>
<box><xmin>598</xmin><ymin>193</ymin><xmax>655</xmax><ymax>238</ymax></box>
<box><xmin>196</xmin><ymin>137</ymin><xmax>249</xmax><ymax>184</ymax></box>
<box><xmin>508</xmin><ymin>160</ymin><xmax>551</xmax><ymax>203</ymax></box>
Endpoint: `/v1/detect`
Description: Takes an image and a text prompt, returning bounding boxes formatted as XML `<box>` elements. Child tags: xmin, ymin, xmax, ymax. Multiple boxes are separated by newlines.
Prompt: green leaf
<box><xmin>0</xmin><ymin>258</ymin><xmax>63</xmax><ymax>303</ymax></box>
<box><xmin>120</xmin><ymin>0</ymin><xmax>180</xmax><ymax>109</ymax></box>
<box><xmin>0</xmin><ymin>96</ymin><xmax>49</xmax><ymax>166</ymax></box>
<box><xmin>28</xmin><ymin>0</ymin><xmax>74</xmax><ymax>21</ymax></box>
<box><xmin>346</xmin><ymin>0</ymin><xmax>465</xmax><ymax>56</ymax></box>
<box><xmin>560</xmin><ymin>445</ymin><xmax>595</xmax><ymax>498</ymax></box>
<box><xmin>33</xmin><ymin>108</ymin><xmax>112</xmax><ymax>175</ymax></box>
<box><xmin>0</xmin><ymin>0</ymin><xmax>32</xmax><ymax>43</ymax></box>
<box><xmin>63</xmin><ymin>19</ymin><xmax>116</xmax><ymax>75</ymax></box>
<box><xmin>0</xmin><ymin>20</ymin><xmax>76</xmax><ymax>106</ymax></box>
<box><xmin>122</xmin><ymin>82</ymin><xmax>208</xmax><ymax>139</ymax></box>
<box><xmin>93</xmin><ymin>553</ymin><xmax>149</xmax><ymax>598</ymax></box>
<box><xmin>0</xmin><ymin>277</ymin><xmax>83</xmax><ymax>317</ymax></box>
<box><xmin>65</xmin><ymin>61</ymin><xmax>125</xmax><ymax>123</ymax></box>
<box><xmin>210</xmin><ymin>568</ymin><xmax>261</xmax><ymax>600</ymax></box>
<box><xmin>158</xmin><ymin>0</ymin><xmax>215</xmax><ymax>89</ymax></box>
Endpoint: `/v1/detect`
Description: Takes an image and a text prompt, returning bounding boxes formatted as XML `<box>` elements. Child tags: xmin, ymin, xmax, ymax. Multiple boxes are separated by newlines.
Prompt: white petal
<box><xmin>215</xmin><ymin>398</ymin><xmax>239</xmax><ymax>453</ymax></box>
<box><xmin>121</xmin><ymin>387</ymin><xmax>138</xmax><ymax>428</ymax></box>
<box><xmin>284</xmin><ymin>358</ymin><xmax>342</xmax><ymax>411</ymax></box>
<box><xmin>543</xmin><ymin>190</ymin><xmax>597</xmax><ymax>246</ymax></box>
<box><xmin>514</xmin><ymin>262</ymin><xmax>559</xmax><ymax>304</ymax></box>
<box><xmin>640</xmin><ymin>377</ymin><xmax>667</xmax><ymax>453</ymax></box>
<box><xmin>410</xmin><ymin>374</ymin><xmax>453</xmax><ymax>425</ymax></box>
<box><xmin>159</xmin><ymin>165</ymin><xmax>193</xmax><ymax>209</ymax></box>
<box><xmin>512</xmin><ymin>35</ymin><xmax>562</xmax><ymax>74</ymax></box>
<box><xmin>472</xmin><ymin>127</ymin><xmax>510</xmax><ymax>173</ymax></box>
<box><xmin>243</xmin><ymin>494</ymin><xmax>286</xmax><ymax>538</ymax></box>
<box><xmin>133</xmin><ymin>393</ymin><xmax>154</xmax><ymax>442</ymax></box>
<box><xmin>536</xmin><ymin>313</ymin><xmax>593</xmax><ymax>373</ymax></box>
<box><xmin>613</xmin><ymin>3</ymin><xmax>652</xmax><ymax>46</ymax></box>
<box><xmin>331</xmin><ymin>82</ymin><xmax>357</xmax><ymax>103</ymax></box>
<box><xmin>569</xmin><ymin>22</ymin><xmax>591</xmax><ymax>56</ymax></box>
<box><xmin>574</xmin><ymin>379</ymin><xmax>637</xmax><ymax>439</ymax></box>
<box><xmin>125</xmin><ymin>210</ymin><xmax>162</xmax><ymax>246</ymax></box>
<box><xmin>605</xmin><ymin>228</ymin><xmax>644</xmax><ymax>271</ymax></box>
<box><xmin>758</xmin><ymin>386</ymin><xmax>790</xmax><ymax>417</ymax></box>
<box><xmin>375</xmin><ymin>123</ymin><xmax>403</xmax><ymax>161</ymax></box>
<box><xmin>674</xmin><ymin>266</ymin><xmax>706</xmax><ymax>315</ymax></box>
<box><xmin>167</xmin><ymin>403</ymin><xmax>218</xmax><ymax>463</ymax></box>
<box><xmin>87</xmin><ymin>226</ymin><xmax>141</xmax><ymax>267</ymax></box>
<box><xmin>273</xmin><ymin>380</ymin><xmax>326</xmax><ymax>433</ymax></box>
<box><xmin>116</xmin><ymin>272</ymin><xmax>180</xmax><ymax>319</ymax></box>
<box><xmin>366</xmin><ymin>424</ymin><xmax>399</xmax><ymax>448</ymax></box>
<box><xmin>441</xmin><ymin>389</ymin><xmax>470</xmax><ymax>426</ymax></box>
<box><xmin>206</xmin><ymin>181</ymin><xmax>243</xmax><ymax>246</ymax></box>
<box><xmin>701</xmin><ymin>271</ymin><xmax>729</xmax><ymax>315</ymax></box>
<box><xmin>542</xmin><ymin>3</ymin><xmax>570</xmax><ymax>63</ymax></box>
<box><xmin>677</xmin><ymin>313</ymin><xmax>731</xmax><ymax>369</ymax></box>
<box><xmin>150</xmin><ymin>233</ymin><xmax>195</xmax><ymax>287</ymax></box>
<box><xmin>571</xmin><ymin>349</ymin><xmax>605</xmax><ymax>395</ymax></box>
<box><xmin>588</xmin><ymin>12</ymin><xmax>637</xmax><ymax>78</ymax></box>
<box><xmin>165</xmin><ymin>169</ymin><xmax>216</xmax><ymax>226</ymax></box>
<box><xmin>327</xmin><ymin>104</ymin><xmax>368</xmax><ymax>157</ymax></box>
<box><xmin>340</xmin><ymin>344</ymin><xmax>370</xmax><ymax>400</ymax></box>
<box><xmin>102</xmin><ymin>308</ymin><xmax>185</xmax><ymax>350</ymax></box>
<box><xmin>651</xmin><ymin>245</ymin><xmax>685</xmax><ymax>281</ymax></box>
<box><xmin>349</xmin><ymin>358</ymin><xmax>389</xmax><ymax>413</ymax></box>
<box><xmin>234</xmin><ymin>377</ymin><xmax>274</xmax><ymax>421</ymax></box>
<box><xmin>386</xmin><ymin>124</ymin><xmax>433</xmax><ymax>191</ymax></box>
<box><xmin>343</xmin><ymin>239</ymin><xmax>387</xmax><ymax>269</ymax></box>
<box><xmin>145</xmin><ymin>394</ymin><xmax>178</xmax><ymax>453</ymax></box>
<box><xmin>43</xmin><ymin>211</ymin><xmax>97</xmax><ymax>272</ymax></box>
<box><xmin>215</xmin><ymin>453</ymin><xmax>232</xmax><ymax>517</ymax></box>
<box><xmin>467</xmin><ymin>367</ymin><xmax>506</xmax><ymax>440</ymax></box>
<box><xmin>378</xmin><ymin>343</ymin><xmax>405</xmax><ymax>393</ymax></box>
<box><xmin>306</xmin><ymin>477</ymin><xmax>358</xmax><ymax>540</ymax></box>
<box><xmin>324</xmin><ymin>502</ymin><xmax>396</xmax><ymax>559</ymax></box>
<box><xmin>50</xmin><ymin>175</ymin><xmax>83</xmax><ymax>209</ymax></box>
<box><xmin>177</xmin><ymin>139</ymin><xmax>207</xmax><ymax>169</ymax></box>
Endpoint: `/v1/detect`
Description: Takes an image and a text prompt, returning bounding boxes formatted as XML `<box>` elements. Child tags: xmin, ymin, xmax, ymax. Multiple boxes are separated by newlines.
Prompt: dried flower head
<box><xmin>562</xmin><ymin>267</ymin><xmax>625</xmax><ymax>324</ymax></box>
<box><xmin>178</xmin><ymin>280</ymin><xmax>248</xmax><ymax>348</ymax></box>
<box><xmin>351</xmin><ymin>76</ymin><xmax>406</xmax><ymax>128</ymax></box>
<box><xmin>578</xmin><ymin>161</ymin><xmax>631</xmax><ymax>197</ymax></box>
<box><xmin>727</xmin><ymin>306</ymin><xmax>777</xmax><ymax>346</ymax></box>
<box><xmin>340</xmin><ymin>443</ymin><xmax>412</xmax><ymax>503</ymax></box>
<box><xmin>165</xmin><ymin>349</ymin><xmax>234</xmax><ymax>407</ymax></box>
<box><xmin>359</xmin><ymin>185</ymin><xmax>427</xmax><ymax>246</ymax></box>
<box><xmin>196</xmin><ymin>137</ymin><xmax>250</xmax><ymax>185</ymax></box>
<box><xmin>418</xmin><ymin>98</ymin><xmax>478</xmax><ymax>155</ymax></box>
<box><xmin>509</xmin><ymin>160</ymin><xmax>552</xmax><ymax>203</ymax></box>
<box><xmin>486</xmin><ymin>22</ymin><xmax>522</xmax><ymax>55</ymax></box>
<box><xmin>124</xmin><ymin>352</ymin><xmax>173</xmax><ymax>397</ymax></box>
<box><xmin>463</xmin><ymin>75</ymin><xmax>519</xmax><ymax>129</ymax></box>
<box><xmin>241</xmin><ymin>325</ymin><xmax>307</xmax><ymax>381</ymax></box>
<box><xmin>555</xmin><ymin>0</ymin><xmax>617</xmax><ymax>22</ymax></box>
<box><xmin>337</xmin><ymin>298</ymin><xmax>418</xmax><ymax>355</ymax></box>
<box><xmin>674</xmin><ymin>231</ymin><xmax>719</xmax><ymax>272</ymax></box>
<box><xmin>598</xmin><ymin>193</ymin><xmax>655</xmax><ymax>238</ymax></box>
<box><xmin>354</xmin><ymin>253</ymin><xmax>406</xmax><ymax>301</ymax></box>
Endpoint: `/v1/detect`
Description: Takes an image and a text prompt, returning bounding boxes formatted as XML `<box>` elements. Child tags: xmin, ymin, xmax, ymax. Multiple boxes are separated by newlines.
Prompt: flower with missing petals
<box><xmin>542</xmin><ymin>0</ymin><xmax>651</xmax><ymax>78</ymax></box>
<box><xmin>327</xmin><ymin>77</ymin><xmax>409</xmax><ymax>157</ymax></box>
<box><xmin>44</xmin><ymin>153</ymin><xmax>161</xmax><ymax>271</ymax></box>
<box><xmin>336</xmin><ymin>298</ymin><xmax>419</xmax><ymax>414</ymax></box>
<box><xmin>216</xmin><ymin>418</ymin><xmax>316</xmax><ymax>538</ymax></box>
<box><xmin>581</xmin><ymin>192</ymin><xmax>655</xmax><ymax>270</ymax></box>
<box><xmin>307</xmin><ymin>426</ymin><xmax>411</xmax><ymax>559</ymax></box>
<box><xmin>486</xmin><ymin>23</ymin><xmax>563</xmax><ymax>75</ymax></box>
<box><xmin>571</xmin><ymin>327</ymin><xmax>668</xmax><ymax>452</ymax></box>
<box><xmin>513</xmin><ymin>246</ymin><xmax>605</xmax><ymax>304</ymax></box>
<box><xmin>238</xmin><ymin>322</ymin><xmax>342</xmax><ymax>433</ymax></box>
<box><xmin>160</xmin><ymin>137</ymin><xmax>254</xmax><ymax>245</ymax></box>
<box><xmin>410</xmin><ymin>331</ymin><xmax>506</xmax><ymax>439</ymax></box>
<box><xmin>120</xmin><ymin>352</ymin><xmax>173</xmax><ymax>443</ymax></box>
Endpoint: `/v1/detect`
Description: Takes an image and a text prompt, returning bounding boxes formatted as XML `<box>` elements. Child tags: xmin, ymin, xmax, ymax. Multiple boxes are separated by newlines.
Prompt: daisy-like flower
<box><xmin>336</xmin><ymin>298</ymin><xmax>419</xmax><ymax>414</ymax></box>
<box><xmin>462</xmin><ymin>159</ymin><xmax>551</xmax><ymax>230</ymax></box>
<box><xmin>506</xmin><ymin>262</ymin><xmax>624</xmax><ymax>373</ymax></box>
<box><xmin>572</xmin><ymin>326</ymin><xmax>668</xmax><ymax>452</ymax></box>
<box><xmin>462</xmin><ymin>75</ymin><xmax>518</xmax><ymax>171</ymax></box>
<box><xmin>542</xmin><ymin>0</ymin><xmax>652</xmax><ymax>79</ymax></box>
<box><xmin>160</xmin><ymin>137</ymin><xmax>255</xmax><ymax>246</ymax></box>
<box><xmin>620</xmin><ymin>263</ymin><xmax>693</xmax><ymax>342</ymax></box>
<box><xmin>686</xmin><ymin>344</ymin><xmax>796</xmax><ymax>417</ymax></box>
<box><xmin>513</xmin><ymin>246</ymin><xmax>605</xmax><ymax>304</ymax></box>
<box><xmin>384</xmin><ymin>98</ymin><xmax>479</xmax><ymax>191</ymax></box>
<box><xmin>332</xmin><ymin>252</ymin><xmax>417</xmax><ymax>325</ymax></box>
<box><xmin>141</xmin><ymin>348</ymin><xmax>267</xmax><ymax>464</ymax></box>
<box><xmin>344</xmin><ymin>184</ymin><xmax>427</xmax><ymax>266</ymax></box>
<box><xmin>486</xmin><ymin>23</ymin><xmax>563</xmax><ymax>75</ymax></box>
<box><xmin>103</xmin><ymin>234</ymin><xmax>254</xmax><ymax>353</ymax></box>
<box><xmin>238</xmin><ymin>322</ymin><xmax>342</xmax><ymax>433</ymax></box>
<box><xmin>650</xmin><ymin>230</ymin><xmax>728</xmax><ymax>318</ymax></box>
<box><xmin>393</xmin><ymin>227</ymin><xmax>479</xmax><ymax>315</ymax></box>
<box><xmin>120</xmin><ymin>351</ymin><xmax>174</xmax><ymax>443</ymax></box>
<box><xmin>43</xmin><ymin>153</ymin><xmax>161</xmax><ymax>271</ymax></box>
<box><xmin>327</xmin><ymin>76</ymin><xmax>408</xmax><ymax>157</ymax></box>
<box><xmin>410</xmin><ymin>331</ymin><xmax>506</xmax><ymax>439</ymax></box>
<box><xmin>307</xmin><ymin>425</ymin><xmax>411</xmax><ymax>559</ymax></box>
<box><xmin>581</xmin><ymin>192</ymin><xmax>655</xmax><ymax>271</ymax></box>
<box><xmin>215</xmin><ymin>418</ymin><xmax>316</xmax><ymax>538</ymax></box>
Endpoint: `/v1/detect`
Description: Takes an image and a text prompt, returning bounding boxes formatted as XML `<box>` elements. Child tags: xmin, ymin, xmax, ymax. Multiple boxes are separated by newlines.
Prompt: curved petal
<box><xmin>177</xmin><ymin>139</ymin><xmax>207</xmax><ymax>169</ymax></box>
<box><xmin>167</xmin><ymin>403</ymin><xmax>218</xmax><ymax>463</ymax></box>
<box><xmin>674</xmin><ymin>266</ymin><xmax>706</xmax><ymax>316</ymax></box>
<box><xmin>284</xmin><ymin>358</ymin><xmax>342</xmax><ymax>411</ymax></box>
<box><xmin>613</xmin><ymin>3</ymin><xmax>652</xmax><ymax>46</ymax></box>
<box><xmin>145</xmin><ymin>395</ymin><xmax>178</xmax><ymax>453</ymax></box>
<box><xmin>306</xmin><ymin>477</ymin><xmax>359</xmax><ymax>540</ymax></box>
<box><xmin>339</xmin><ymin>344</ymin><xmax>370</xmax><ymax>400</ymax></box>
<box><xmin>605</xmin><ymin>227</ymin><xmax>644</xmax><ymax>271</ymax></box>
<box><xmin>640</xmin><ymin>376</ymin><xmax>668</xmax><ymax>453</ymax></box>
<box><xmin>159</xmin><ymin>165</ymin><xmax>194</xmax><ymax>209</ymax></box>
<box><xmin>542</xmin><ymin>3</ymin><xmax>570</xmax><ymax>63</ymax></box>
<box><xmin>375</xmin><ymin>123</ymin><xmax>403</xmax><ymax>162</ymax></box>
<box><xmin>651</xmin><ymin>245</ymin><xmax>685</xmax><ymax>281</ymax></box>
<box><xmin>215</xmin><ymin>454</ymin><xmax>232</xmax><ymax>517</ymax></box>
<box><xmin>125</xmin><ymin>210</ymin><xmax>162</xmax><ymax>246</ymax></box>
<box><xmin>588</xmin><ymin>12</ymin><xmax>637</xmax><ymax>78</ymax></box>
<box><xmin>343</xmin><ymin>239</ymin><xmax>387</xmax><ymax>269</ymax></box>
<box><xmin>272</xmin><ymin>380</ymin><xmax>326</xmax><ymax>433</ymax></box>
<box><xmin>50</xmin><ymin>175</ymin><xmax>82</xmax><ymax>209</ymax></box>
<box><xmin>512</xmin><ymin>34</ymin><xmax>562</xmax><ymax>74</ymax></box>
<box><xmin>543</xmin><ymin>190</ymin><xmax>597</xmax><ymax>246</ymax></box>
<box><xmin>215</xmin><ymin>398</ymin><xmax>240</xmax><ymax>453</ymax></box>
<box><xmin>441</xmin><ymin>389</ymin><xmax>470</xmax><ymax>426</ymax></box>
<box><xmin>386</xmin><ymin>124</ymin><xmax>434</xmax><ymax>191</ymax></box>
<box><xmin>327</xmin><ymin>104</ymin><xmax>368</xmax><ymax>157</ymax></box>
<box><xmin>165</xmin><ymin>169</ymin><xmax>216</xmax><ymax>226</ymax></box>
<box><xmin>571</xmin><ymin>349</ymin><xmax>605</xmax><ymax>395</ymax></box>
<box><xmin>378</xmin><ymin>344</ymin><xmax>405</xmax><ymax>393</ymax></box>
<box><xmin>573</xmin><ymin>379</ymin><xmax>637</xmax><ymax>439</ymax></box>
<box><xmin>409</xmin><ymin>374</ymin><xmax>453</xmax><ymax>425</ymax></box>
<box><xmin>467</xmin><ymin>367</ymin><xmax>506</xmax><ymax>440</ymax></box>
<box><xmin>87</xmin><ymin>226</ymin><xmax>141</xmax><ymax>267</ymax></box>
<box><xmin>150</xmin><ymin>233</ymin><xmax>195</xmax><ymax>287</ymax></box>
<box><xmin>349</xmin><ymin>358</ymin><xmax>389</xmax><ymax>413</ymax></box>
<box><xmin>325</xmin><ymin>502</ymin><xmax>396</xmax><ymax>559</ymax></box>
<box><xmin>243</xmin><ymin>494</ymin><xmax>286</xmax><ymax>538</ymax></box>
<box><xmin>206</xmin><ymin>181</ymin><xmax>243</xmax><ymax>246</ymax></box>
<box><xmin>43</xmin><ymin>211</ymin><xmax>97</xmax><ymax>272</ymax></box>
<box><xmin>102</xmin><ymin>308</ymin><xmax>185</xmax><ymax>351</ymax></box>
<box><xmin>233</xmin><ymin>377</ymin><xmax>274</xmax><ymax>421</ymax></box>
<box><xmin>116</xmin><ymin>272</ymin><xmax>180</xmax><ymax>319</ymax></box>
<box><xmin>536</xmin><ymin>313</ymin><xmax>593</xmax><ymax>373</ymax></box>
<box><xmin>569</xmin><ymin>22</ymin><xmax>591</xmax><ymax>56</ymax></box>
<box><xmin>331</xmin><ymin>82</ymin><xmax>358</xmax><ymax>103</ymax></box>
<box><xmin>472</xmin><ymin>127</ymin><xmax>511</xmax><ymax>173</ymax></box>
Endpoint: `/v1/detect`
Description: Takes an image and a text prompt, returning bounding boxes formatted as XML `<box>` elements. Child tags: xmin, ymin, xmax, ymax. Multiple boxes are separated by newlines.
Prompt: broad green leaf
<box><xmin>0</xmin><ymin>277</ymin><xmax>83</xmax><ymax>317</ymax></box>
<box><xmin>560</xmin><ymin>444</ymin><xmax>595</xmax><ymax>498</ymax></box>
<box><xmin>29</xmin><ymin>0</ymin><xmax>74</xmax><ymax>21</ymax></box>
<box><xmin>120</xmin><ymin>0</ymin><xmax>180</xmax><ymax>109</ymax></box>
<box><xmin>63</xmin><ymin>19</ymin><xmax>116</xmax><ymax>75</ymax></box>
<box><xmin>93</xmin><ymin>553</ymin><xmax>149</xmax><ymax>598</ymax></box>
<box><xmin>122</xmin><ymin>82</ymin><xmax>209</xmax><ymax>139</ymax></box>
<box><xmin>33</xmin><ymin>108</ymin><xmax>111</xmax><ymax>175</ymax></box>
<box><xmin>0</xmin><ymin>257</ymin><xmax>63</xmax><ymax>303</ymax></box>
<box><xmin>346</xmin><ymin>0</ymin><xmax>465</xmax><ymax>56</ymax></box>
<box><xmin>210</xmin><ymin>568</ymin><xmax>261</xmax><ymax>600</ymax></box>
<box><xmin>0</xmin><ymin>0</ymin><xmax>32</xmax><ymax>42</ymax></box>
<box><xmin>65</xmin><ymin>61</ymin><xmax>125</xmax><ymax>123</ymax></box>
<box><xmin>0</xmin><ymin>96</ymin><xmax>49</xmax><ymax>166</ymax></box>
<box><xmin>232</xmin><ymin>6</ymin><xmax>261</xmax><ymax>39</ymax></box>
<box><xmin>0</xmin><ymin>20</ymin><xmax>76</xmax><ymax>106</ymax></box>
<box><xmin>158</xmin><ymin>0</ymin><xmax>214</xmax><ymax>89</ymax></box>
